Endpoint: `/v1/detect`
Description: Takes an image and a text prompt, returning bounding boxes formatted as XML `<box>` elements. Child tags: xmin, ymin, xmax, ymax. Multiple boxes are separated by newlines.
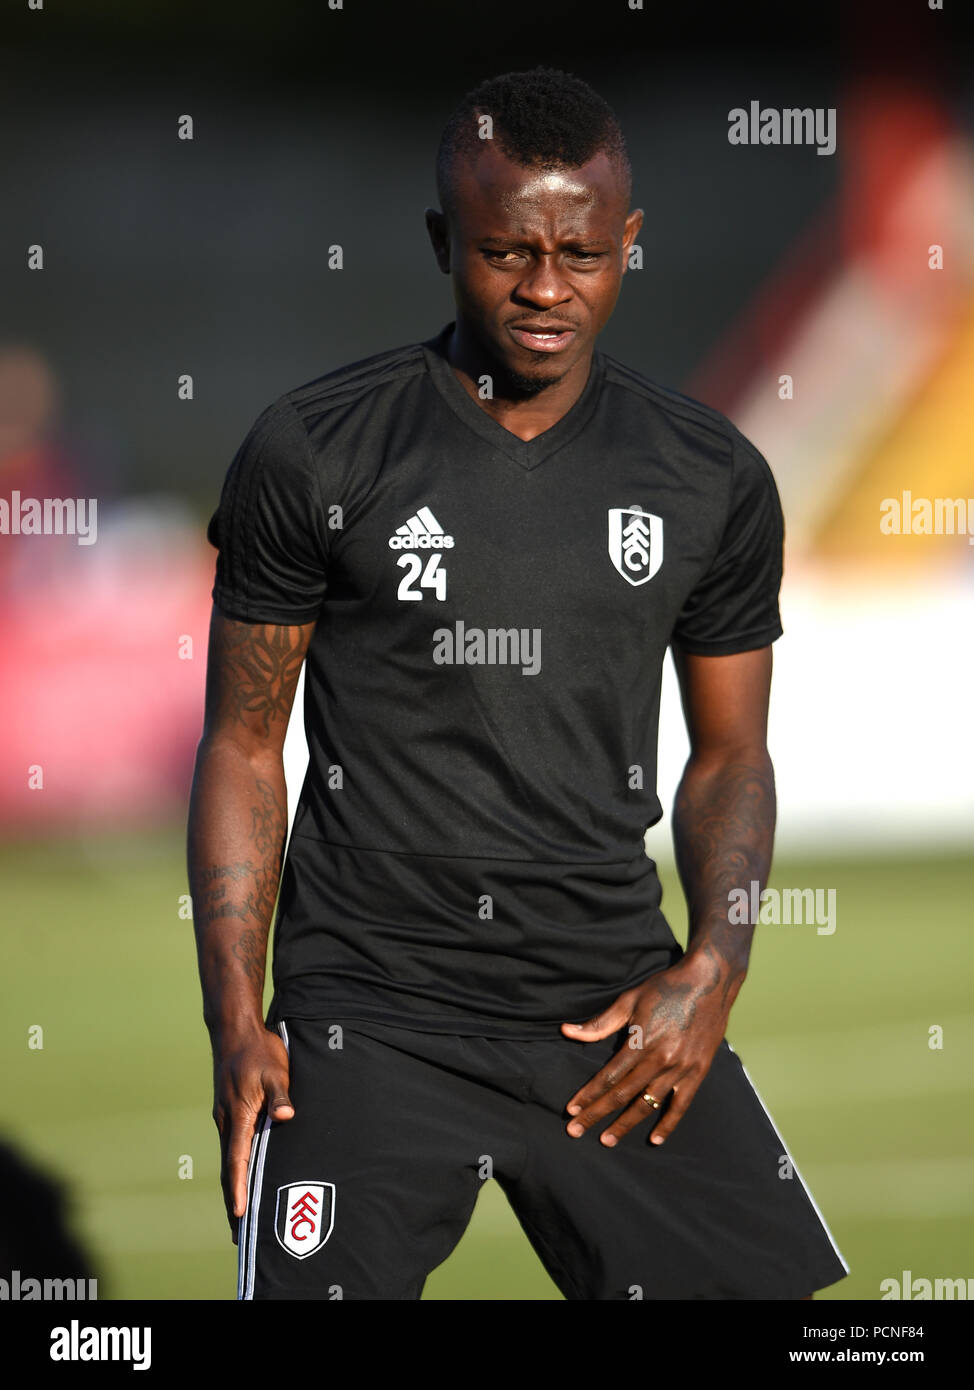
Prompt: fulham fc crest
<box><xmin>607</xmin><ymin>506</ymin><xmax>663</xmax><ymax>586</ymax></box>
<box><xmin>275</xmin><ymin>1182</ymin><xmax>335</xmax><ymax>1259</ymax></box>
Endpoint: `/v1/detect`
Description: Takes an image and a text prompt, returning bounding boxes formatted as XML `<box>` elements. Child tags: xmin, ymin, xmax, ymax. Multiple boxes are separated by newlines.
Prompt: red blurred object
<box><xmin>0</xmin><ymin>508</ymin><xmax>212</xmax><ymax>832</ymax></box>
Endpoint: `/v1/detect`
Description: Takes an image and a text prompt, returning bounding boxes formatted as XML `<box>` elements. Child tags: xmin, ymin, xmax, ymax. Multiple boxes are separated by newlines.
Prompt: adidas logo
<box><xmin>388</xmin><ymin>506</ymin><xmax>455</xmax><ymax>550</ymax></box>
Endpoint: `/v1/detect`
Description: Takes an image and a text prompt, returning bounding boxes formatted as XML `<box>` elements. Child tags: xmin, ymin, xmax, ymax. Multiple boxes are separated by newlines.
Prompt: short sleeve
<box><xmin>206</xmin><ymin>396</ymin><xmax>328</xmax><ymax>624</ymax></box>
<box><xmin>670</xmin><ymin>432</ymin><xmax>784</xmax><ymax>655</ymax></box>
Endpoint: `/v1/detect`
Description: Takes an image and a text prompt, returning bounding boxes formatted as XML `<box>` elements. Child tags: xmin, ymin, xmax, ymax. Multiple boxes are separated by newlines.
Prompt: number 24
<box><xmin>397</xmin><ymin>553</ymin><xmax>447</xmax><ymax>601</ymax></box>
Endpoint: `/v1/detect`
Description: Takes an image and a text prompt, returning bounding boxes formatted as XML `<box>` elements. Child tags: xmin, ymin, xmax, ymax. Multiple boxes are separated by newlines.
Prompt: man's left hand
<box><xmin>561</xmin><ymin>947</ymin><xmax>735</xmax><ymax>1148</ymax></box>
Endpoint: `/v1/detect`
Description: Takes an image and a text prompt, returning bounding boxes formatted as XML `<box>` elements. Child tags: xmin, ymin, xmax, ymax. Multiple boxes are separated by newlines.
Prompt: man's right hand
<box><xmin>212</xmin><ymin>1027</ymin><xmax>295</xmax><ymax>1243</ymax></box>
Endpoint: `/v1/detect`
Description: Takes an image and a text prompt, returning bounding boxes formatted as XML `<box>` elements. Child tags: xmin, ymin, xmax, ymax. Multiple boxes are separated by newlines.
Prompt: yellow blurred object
<box><xmin>813</xmin><ymin>304</ymin><xmax>974</xmax><ymax>566</ymax></box>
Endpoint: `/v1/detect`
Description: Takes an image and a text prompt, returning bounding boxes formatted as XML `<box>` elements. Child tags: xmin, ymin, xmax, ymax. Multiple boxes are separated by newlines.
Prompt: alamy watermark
<box><xmin>728</xmin><ymin>880</ymin><xmax>836</xmax><ymax>935</ymax></box>
<box><xmin>728</xmin><ymin>102</ymin><xmax>837</xmax><ymax>156</ymax></box>
<box><xmin>0</xmin><ymin>492</ymin><xmax>97</xmax><ymax>544</ymax></box>
<box><xmin>880</xmin><ymin>1270</ymin><xmax>973</xmax><ymax>1300</ymax></box>
<box><xmin>880</xmin><ymin>492</ymin><xmax>974</xmax><ymax>542</ymax></box>
<box><xmin>1</xmin><ymin>1269</ymin><xmax>98</xmax><ymax>1300</ymax></box>
<box><xmin>50</xmin><ymin>1320</ymin><xmax>150</xmax><ymax>1371</ymax></box>
<box><xmin>432</xmin><ymin>621</ymin><xmax>541</xmax><ymax>676</ymax></box>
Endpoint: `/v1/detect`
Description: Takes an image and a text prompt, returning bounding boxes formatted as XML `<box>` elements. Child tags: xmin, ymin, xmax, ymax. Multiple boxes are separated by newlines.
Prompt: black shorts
<box><xmin>237</xmin><ymin>1016</ymin><xmax>849</xmax><ymax>1300</ymax></box>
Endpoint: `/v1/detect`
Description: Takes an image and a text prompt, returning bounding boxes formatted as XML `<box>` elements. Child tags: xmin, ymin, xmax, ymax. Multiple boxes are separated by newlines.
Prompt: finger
<box><xmin>566</xmin><ymin>1059</ymin><xmax>661</xmax><ymax>1137</ymax></box>
<box><xmin>215</xmin><ymin>1109</ymin><xmax>238</xmax><ymax>1240</ymax></box>
<box><xmin>263</xmin><ymin>1050</ymin><xmax>295</xmax><ymax>1121</ymax></box>
<box><xmin>266</xmin><ymin>1090</ymin><xmax>294</xmax><ymax>1121</ymax></box>
<box><xmin>227</xmin><ymin>1106</ymin><xmax>261</xmax><ymax>1225</ymax></box>
<box><xmin>598</xmin><ymin>1078</ymin><xmax>678</xmax><ymax>1148</ymax></box>
<box><xmin>219</xmin><ymin>1130</ymin><xmax>238</xmax><ymax>1239</ymax></box>
<box><xmin>645</xmin><ymin>1079</ymin><xmax>700</xmax><ymax>1146</ymax></box>
<box><xmin>221</xmin><ymin>1153</ymin><xmax>239</xmax><ymax>1243</ymax></box>
<box><xmin>565</xmin><ymin>1043</ymin><xmax>644</xmax><ymax>1121</ymax></box>
<box><xmin>560</xmin><ymin>990</ymin><xmax>637</xmax><ymax>1043</ymax></box>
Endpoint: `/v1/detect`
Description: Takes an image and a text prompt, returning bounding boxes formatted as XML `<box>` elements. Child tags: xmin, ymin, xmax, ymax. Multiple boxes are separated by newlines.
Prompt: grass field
<box><xmin>2</xmin><ymin>826</ymin><xmax>971</xmax><ymax>1300</ymax></box>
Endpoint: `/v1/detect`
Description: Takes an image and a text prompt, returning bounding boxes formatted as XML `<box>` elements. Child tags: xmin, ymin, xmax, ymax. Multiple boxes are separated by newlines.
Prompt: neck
<box><xmin>445</xmin><ymin>320</ymin><xmax>593</xmax><ymax>443</ymax></box>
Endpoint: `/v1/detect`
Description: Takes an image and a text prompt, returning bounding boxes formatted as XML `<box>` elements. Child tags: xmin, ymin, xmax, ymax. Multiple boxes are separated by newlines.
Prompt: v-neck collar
<box><xmin>421</xmin><ymin>322</ymin><xmax>604</xmax><ymax>471</ymax></box>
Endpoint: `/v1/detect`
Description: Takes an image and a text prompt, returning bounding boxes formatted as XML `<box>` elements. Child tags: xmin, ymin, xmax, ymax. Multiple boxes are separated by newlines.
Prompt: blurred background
<box><xmin>2</xmin><ymin>0</ymin><xmax>971</xmax><ymax>1300</ymax></box>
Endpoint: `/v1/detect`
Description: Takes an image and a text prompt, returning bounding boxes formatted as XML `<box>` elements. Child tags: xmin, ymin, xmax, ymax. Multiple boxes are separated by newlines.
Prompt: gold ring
<box><xmin>641</xmin><ymin>1092</ymin><xmax>661</xmax><ymax>1109</ymax></box>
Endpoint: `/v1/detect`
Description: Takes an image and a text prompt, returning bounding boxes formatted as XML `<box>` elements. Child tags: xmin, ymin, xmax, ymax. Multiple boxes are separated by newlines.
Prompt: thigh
<box><xmin>238</xmin><ymin>1018</ymin><xmax>484</xmax><ymax>1300</ymax></box>
<box><xmin>498</xmin><ymin>1035</ymin><xmax>849</xmax><ymax>1300</ymax></box>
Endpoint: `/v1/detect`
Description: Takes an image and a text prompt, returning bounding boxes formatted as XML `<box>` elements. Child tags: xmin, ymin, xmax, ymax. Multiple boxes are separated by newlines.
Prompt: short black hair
<box><xmin>436</xmin><ymin>67</ymin><xmax>631</xmax><ymax>218</ymax></box>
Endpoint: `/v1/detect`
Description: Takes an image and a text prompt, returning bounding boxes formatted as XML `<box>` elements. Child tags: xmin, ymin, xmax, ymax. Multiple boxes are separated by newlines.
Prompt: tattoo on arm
<box><xmin>230</xmin><ymin>928</ymin><xmax>265</xmax><ymax>988</ymax></box>
<box><xmin>190</xmin><ymin>616</ymin><xmax>314</xmax><ymax>1022</ymax></box>
<box><xmin>649</xmin><ymin>946</ymin><xmax>722</xmax><ymax>1032</ymax></box>
<box><xmin>673</xmin><ymin>757</ymin><xmax>776</xmax><ymax>1000</ymax></box>
<box><xmin>214</xmin><ymin>619</ymin><xmax>308</xmax><ymax>739</ymax></box>
<box><xmin>191</xmin><ymin>775</ymin><xmax>287</xmax><ymax>1004</ymax></box>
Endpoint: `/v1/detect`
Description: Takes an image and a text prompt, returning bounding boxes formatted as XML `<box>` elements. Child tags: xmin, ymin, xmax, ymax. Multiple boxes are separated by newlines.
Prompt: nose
<box><xmin>513</xmin><ymin>254</ymin><xmax>573</xmax><ymax>310</ymax></box>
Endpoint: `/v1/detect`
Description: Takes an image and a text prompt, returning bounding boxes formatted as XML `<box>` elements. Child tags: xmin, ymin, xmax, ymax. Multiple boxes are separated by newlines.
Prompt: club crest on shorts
<box><xmin>274</xmin><ymin>1182</ymin><xmax>335</xmax><ymax>1259</ymax></box>
<box><xmin>607</xmin><ymin>506</ymin><xmax>663</xmax><ymax>586</ymax></box>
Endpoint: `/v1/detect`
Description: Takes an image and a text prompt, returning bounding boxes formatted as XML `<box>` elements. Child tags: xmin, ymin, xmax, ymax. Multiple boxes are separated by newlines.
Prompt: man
<box><xmin>188</xmin><ymin>67</ymin><xmax>849</xmax><ymax>1301</ymax></box>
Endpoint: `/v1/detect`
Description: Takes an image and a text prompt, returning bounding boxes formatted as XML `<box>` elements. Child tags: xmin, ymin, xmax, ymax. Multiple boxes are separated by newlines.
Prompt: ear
<box><xmin>620</xmin><ymin>207</ymin><xmax>643</xmax><ymax>274</ymax></box>
<box><xmin>425</xmin><ymin>207</ymin><xmax>451</xmax><ymax>275</ymax></box>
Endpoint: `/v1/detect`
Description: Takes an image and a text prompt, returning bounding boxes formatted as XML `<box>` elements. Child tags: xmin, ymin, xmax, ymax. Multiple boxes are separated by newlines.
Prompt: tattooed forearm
<box><xmin>672</xmin><ymin>754</ymin><xmax>776</xmax><ymax>993</ymax></box>
<box><xmin>251</xmin><ymin>777</ymin><xmax>280</xmax><ymax>858</ymax></box>
<box><xmin>187</xmin><ymin>749</ymin><xmax>289</xmax><ymax>1037</ymax></box>
<box><xmin>199</xmin><ymin>862</ymin><xmax>253</xmax><ymax>885</ymax></box>
<box><xmin>196</xmin><ymin>860</ymin><xmax>257</xmax><ymax>917</ymax></box>
<box><xmin>193</xmin><ymin>777</ymin><xmax>286</xmax><ymax>928</ymax></box>
<box><xmin>230</xmin><ymin>928</ymin><xmax>265</xmax><ymax>989</ymax></box>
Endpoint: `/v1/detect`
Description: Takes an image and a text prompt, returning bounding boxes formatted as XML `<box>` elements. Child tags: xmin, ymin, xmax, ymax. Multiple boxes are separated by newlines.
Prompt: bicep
<box><xmin>671</xmin><ymin>644</ymin><xmax>773</xmax><ymax>760</ymax></box>
<box><xmin>200</xmin><ymin>603</ymin><xmax>316</xmax><ymax>759</ymax></box>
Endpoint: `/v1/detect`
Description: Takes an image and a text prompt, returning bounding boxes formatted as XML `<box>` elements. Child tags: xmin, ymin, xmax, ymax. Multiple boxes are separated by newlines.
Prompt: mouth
<box><xmin>507</xmin><ymin>324</ymin><xmax>577</xmax><ymax>354</ymax></box>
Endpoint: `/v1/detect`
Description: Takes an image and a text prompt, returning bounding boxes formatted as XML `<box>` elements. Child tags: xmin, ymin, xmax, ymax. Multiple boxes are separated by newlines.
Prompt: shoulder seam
<box><xmin>602</xmin><ymin>358</ymin><xmax>735</xmax><ymax>450</ymax></box>
<box><xmin>280</xmin><ymin>396</ymin><xmax>331</xmax><ymax>571</ymax></box>
<box><xmin>229</xmin><ymin>398</ymin><xmax>327</xmax><ymax>613</ymax></box>
<box><xmin>284</xmin><ymin>349</ymin><xmax>428</xmax><ymax>415</ymax></box>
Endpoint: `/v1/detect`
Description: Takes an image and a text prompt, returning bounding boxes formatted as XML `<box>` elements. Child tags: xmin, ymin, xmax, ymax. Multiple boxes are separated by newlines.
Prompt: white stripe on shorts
<box><xmin>726</xmin><ymin>1039</ymin><xmax>850</xmax><ymax>1273</ymax></box>
<box><xmin>237</xmin><ymin>1020</ymin><xmax>290</xmax><ymax>1300</ymax></box>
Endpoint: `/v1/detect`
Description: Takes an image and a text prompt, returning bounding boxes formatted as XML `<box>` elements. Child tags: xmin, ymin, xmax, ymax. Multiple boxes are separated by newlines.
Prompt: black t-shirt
<box><xmin>206</xmin><ymin>324</ymin><xmax>784</xmax><ymax>1037</ymax></box>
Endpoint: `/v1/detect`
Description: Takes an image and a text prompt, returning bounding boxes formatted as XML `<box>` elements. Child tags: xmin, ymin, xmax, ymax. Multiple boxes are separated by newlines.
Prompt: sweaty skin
<box><xmin>425</xmin><ymin>144</ymin><xmax>643</xmax><ymax>440</ymax></box>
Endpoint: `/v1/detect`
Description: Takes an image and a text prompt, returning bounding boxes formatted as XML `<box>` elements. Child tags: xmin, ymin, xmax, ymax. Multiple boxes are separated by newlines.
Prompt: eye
<box><xmin>567</xmin><ymin>250</ymin><xmax>602</xmax><ymax>262</ymax></box>
<box><xmin>482</xmin><ymin>248</ymin><xmax>523</xmax><ymax>263</ymax></box>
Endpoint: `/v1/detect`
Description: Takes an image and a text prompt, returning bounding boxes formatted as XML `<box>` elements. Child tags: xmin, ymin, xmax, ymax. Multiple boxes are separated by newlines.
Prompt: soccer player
<box><xmin>188</xmin><ymin>67</ymin><xmax>849</xmax><ymax>1300</ymax></box>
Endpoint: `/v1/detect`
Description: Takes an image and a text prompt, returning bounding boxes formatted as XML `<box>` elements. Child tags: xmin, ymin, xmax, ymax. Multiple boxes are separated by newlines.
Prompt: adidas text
<box><xmin>389</xmin><ymin>533</ymin><xmax>454</xmax><ymax>549</ymax></box>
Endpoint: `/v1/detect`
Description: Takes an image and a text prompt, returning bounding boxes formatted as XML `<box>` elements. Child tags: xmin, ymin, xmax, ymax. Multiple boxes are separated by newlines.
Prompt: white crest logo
<box><xmin>607</xmin><ymin>506</ymin><xmax>663</xmax><ymax>586</ymax></box>
<box><xmin>274</xmin><ymin>1182</ymin><xmax>335</xmax><ymax>1259</ymax></box>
